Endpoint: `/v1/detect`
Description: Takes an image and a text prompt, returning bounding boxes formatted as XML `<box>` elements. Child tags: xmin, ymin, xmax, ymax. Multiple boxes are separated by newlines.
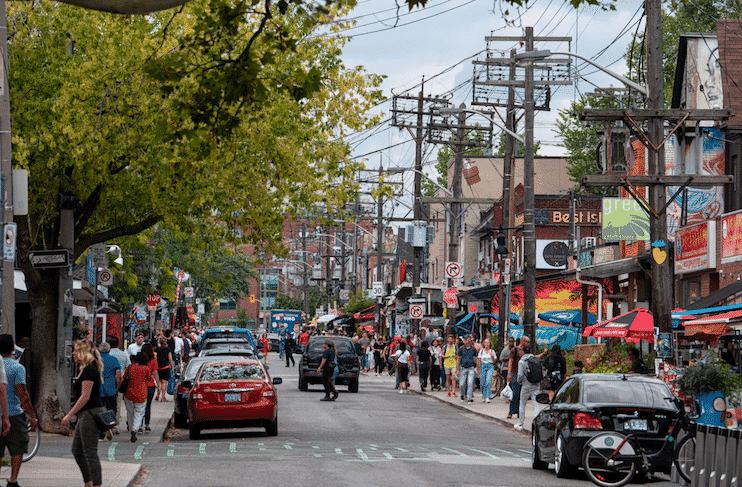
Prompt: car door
<box><xmin>540</xmin><ymin>377</ymin><xmax>579</xmax><ymax>460</ymax></box>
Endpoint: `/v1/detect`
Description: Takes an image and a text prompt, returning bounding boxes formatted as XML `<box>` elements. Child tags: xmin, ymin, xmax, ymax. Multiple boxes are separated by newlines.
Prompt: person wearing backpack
<box><xmin>514</xmin><ymin>344</ymin><xmax>542</xmax><ymax>431</ymax></box>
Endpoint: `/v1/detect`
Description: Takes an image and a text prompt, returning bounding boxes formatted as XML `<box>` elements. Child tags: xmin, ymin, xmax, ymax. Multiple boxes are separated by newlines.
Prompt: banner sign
<box><xmin>602</xmin><ymin>198</ymin><xmax>650</xmax><ymax>242</ymax></box>
<box><xmin>722</xmin><ymin>210</ymin><xmax>742</xmax><ymax>264</ymax></box>
<box><xmin>675</xmin><ymin>221</ymin><xmax>716</xmax><ymax>274</ymax></box>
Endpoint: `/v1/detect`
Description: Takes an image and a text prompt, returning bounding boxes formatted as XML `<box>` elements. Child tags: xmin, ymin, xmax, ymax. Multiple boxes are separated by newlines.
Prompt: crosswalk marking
<box><xmin>229</xmin><ymin>443</ymin><xmax>236</xmax><ymax>453</ymax></box>
<box><xmin>107</xmin><ymin>443</ymin><xmax>117</xmax><ymax>462</ymax></box>
<box><xmin>441</xmin><ymin>446</ymin><xmax>466</xmax><ymax>456</ymax></box>
<box><xmin>199</xmin><ymin>443</ymin><xmax>206</xmax><ymax>455</ymax></box>
<box><xmin>356</xmin><ymin>448</ymin><xmax>368</xmax><ymax>461</ymax></box>
<box><xmin>134</xmin><ymin>443</ymin><xmax>147</xmax><ymax>460</ymax></box>
<box><xmin>167</xmin><ymin>446</ymin><xmax>174</xmax><ymax>457</ymax></box>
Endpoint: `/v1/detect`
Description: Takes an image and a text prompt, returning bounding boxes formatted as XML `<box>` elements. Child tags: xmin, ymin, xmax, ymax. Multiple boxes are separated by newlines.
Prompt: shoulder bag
<box><xmin>118</xmin><ymin>366</ymin><xmax>130</xmax><ymax>395</ymax></box>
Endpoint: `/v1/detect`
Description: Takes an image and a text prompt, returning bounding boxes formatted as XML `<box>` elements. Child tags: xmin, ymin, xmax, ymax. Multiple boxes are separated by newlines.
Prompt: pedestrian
<box><xmin>514</xmin><ymin>345</ymin><xmax>542</xmax><ymax>431</ymax></box>
<box><xmin>372</xmin><ymin>336</ymin><xmax>385</xmax><ymax>376</ymax></box>
<box><xmin>416</xmin><ymin>341</ymin><xmax>432</xmax><ymax>391</ymax></box>
<box><xmin>155</xmin><ymin>336</ymin><xmax>173</xmax><ymax>402</ymax></box>
<box><xmin>126</xmin><ymin>331</ymin><xmax>144</xmax><ymax>358</ymax></box>
<box><xmin>284</xmin><ymin>333</ymin><xmax>296</xmax><ymax>367</ymax></box>
<box><xmin>360</xmin><ymin>332</ymin><xmax>371</xmax><ymax>372</ymax></box>
<box><xmin>507</xmin><ymin>336</ymin><xmax>528</xmax><ymax>419</ymax></box>
<box><xmin>543</xmin><ymin>344</ymin><xmax>567</xmax><ymax>400</ymax></box>
<box><xmin>572</xmin><ymin>360</ymin><xmax>584</xmax><ymax>375</ymax></box>
<box><xmin>172</xmin><ymin>330</ymin><xmax>184</xmax><ymax>376</ymax></box>
<box><xmin>97</xmin><ymin>342</ymin><xmax>122</xmax><ymax>440</ymax></box>
<box><xmin>442</xmin><ymin>334</ymin><xmax>458</xmax><ymax>397</ymax></box>
<box><xmin>317</xmin><ymin>340</ymin><xmax>338</xmax><ymax>401</ymax></box>
<box><xmin>123</xmin><ymin>353</ymin><xmax>154</xmax><ymax>442</ymax></box>
<box><xmin>278</xmin><ymin>328</ymin><xmax>286</xmax><ymax>359</ymax></box>
<box><xmin>62</xmin><ymin>340</ymin><xmax>106</xmax><ymax>487</ymax></box>
<box><xmin>105</xmin><ymin>336</ymin><xmax>129</xmax><ymax>435</ymax></box>
<box><xmin>430</xmin><ymin>338</ymin><xmax>442</xmax><ymax>391</ymax></box>
<box><xmin>394</xmin><ymin>342</ymin><xmax>411</xmax><ymax>393</ymax></box>
<box><xmin>477</xmin><ymin>338</ymin><xmax>498</xmax><ymax>403</ymax></box>
<box><xmin>298</xmin><ymin>328</ymin><xmax>310</xmax><ymax>353</ymax></box>
<box><xmin>0</xmin><ymin>334</ymin><xmax>37</xmax><ymax>487</ymax></box>
<box><xmin>259</xmin><ymin>333</ymin><xmax>271</xmax><ymax>364</ymax></box>
<box><xmin>141</xmin><ymin>343</ymin><xmax>157</xmax><ymax>433</ymax></box>
<box><xmin>457</xmin><ymin>334</ymin><xmax>477</xmax><ymax>403</ymax></box>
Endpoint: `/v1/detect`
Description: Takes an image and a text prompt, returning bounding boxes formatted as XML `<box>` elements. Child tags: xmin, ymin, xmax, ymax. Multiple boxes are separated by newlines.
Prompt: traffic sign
<box><xmin>3</xmin><ymin>223</ymin><xmax>16</xmax><ymax>262</ymax></box>
<box><xmin>91</xmin><ymin>243</ymin><xmax>106</xmax><ymax>267</ymax></box>
<box><xmin>147</xmin><ymin>293</ymin><xmax>161</xmax><ymax>310</ymax></box>
<box><xmin>29</xmin><ymin>249</ymin><xmax>71</xmax><ymax>268</ymax></box>
<box><xmin>443</xmin><ymin>287</ymin><xmax>459</xmax><ymax>307</ymax></box>
<box><xmin>339</xmin><ymin>289</ymin><xmax>350</xmax><ymax>300</ymax></box>
<box><xmin>97</xmin><ymin>269</ymin><xmax>113</xmax><ymax>286</ymax></box>
<box><xmin>409</xmin><ymin>304</ymin><xmax>423</xmax><ymax>319</ymax></box>
<box><xmin>372</xmin><ymin>281</ymin><xmax>384</xmax><ymax>297</ymax></box>
<box><xmin>445</xmin><ymin>261</ymin><xmax>462</xmax><ymax>279</ymax></box>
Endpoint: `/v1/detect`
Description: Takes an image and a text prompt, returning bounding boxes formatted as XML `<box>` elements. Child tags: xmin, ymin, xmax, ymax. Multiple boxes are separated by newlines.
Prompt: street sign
<box><xmin>91</xmin><ymin>243</ymin><xmax>106</xmax><ymax>267</ymax></box>
<box><xmin>445</xmin><ymin>261</ymin><xmax>462</xmax><ymax>279</ymax></box>
<box><xmin>29</xmin><ymin>249</ymin><xmax>71</xmax><ymax>268</ymax></box>
<box><xmin>409</xmin><ymin>304</ymin><xmax>424</xmax><ymax>319</ymax></box>
<box><xmin>372</xmin><ymin>281</ymin><xmax>384</xmax><ymax>297</ymax></box>
<box><xmin>492</xmin><ymin>271</ymin><xmax>500</xmax><ymax>284</ymax></box>
<box><xmin>184</xmin><ymin>287</ymin><xmax>194</xmax><ymax>298</ymax></box>
<box><xmin>339</xmin><ymin>289</ymin><xmax>350</xmax><ymax>300</ymax></box>
<box><xmin>408</xmin><ymin>297</ymin><xmax>426</xmax><ymax>304</ymax></box>
<box><xmin>443</xmin><ymin>287</ymin><xmax>459</xmax><ymax>307</ymax></box>
<box><xmin>3</xmin><ymin>223</ymin><xmax>16</xmax><ymax>262</ymax></box>
<box><xmin>98</xmin><ymin>268</ymin><xmax>113</xmax><ymax>286</ymax></box>
<box><xmin>147</xmin><ymin>293</ymin><xmax>161</xmax><ymax>311</ymax></box>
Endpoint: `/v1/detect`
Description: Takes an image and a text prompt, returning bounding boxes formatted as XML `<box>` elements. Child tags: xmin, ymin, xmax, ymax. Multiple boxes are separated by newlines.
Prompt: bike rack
<box><xmin>689</xmin><ymin>424</ymin><xmax>742</xmax><ymax>487</ymax></box>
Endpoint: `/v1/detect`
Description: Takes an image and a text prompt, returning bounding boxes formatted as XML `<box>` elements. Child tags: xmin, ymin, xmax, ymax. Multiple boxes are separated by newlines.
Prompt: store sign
<box><xmin>722</xmin><ymin>210</ymin><xmax>742</xmax><ymax>264</ymax></box>
<box><xmin>602</xmin><ymin>197</ymin><xmax>650</xmax><ymax>242</ymax></box>
<box><xmin>536</xmin><ymin>240</ymin><xmax>569</xmax><ymax>270</ymax></box>
<box><xmin>550</xmin><ymin>210</ymin><xmax>601</xmax><ymax>225</ymax></box>
<box><xmin>675</xmin><ymin>221</ymin><xmax>716</xmax><ymax>274</ymax></box>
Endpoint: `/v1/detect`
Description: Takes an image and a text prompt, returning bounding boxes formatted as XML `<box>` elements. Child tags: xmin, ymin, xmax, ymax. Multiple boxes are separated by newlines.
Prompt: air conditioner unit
<box><xmin>474</xmin><ymin>279</ymin><xmax>489</xmax><ymax>288</ymax></box>
<box><xmin>581</xmin><ymin>237</ymin><xmax>597</xmax><ymax>248</ymax></box>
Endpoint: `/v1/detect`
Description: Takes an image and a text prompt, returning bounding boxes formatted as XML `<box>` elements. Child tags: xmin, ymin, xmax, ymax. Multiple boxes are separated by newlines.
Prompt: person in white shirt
<box><xmin>127</xmin><ymin>332</ymin><xmax>144</xmax><ymax>357</ymax></box>
<box><xmin>393</xmin><ymin>342</ymin><xmax>411</xmax><ymax>393</ymax></box>
<box><xmin>173</xmin><ymin>330</ymin><xmax>184</xmax><ymax>374</ymax></box>
<box><xmin>476</xmin><ymin>338</ymin><xmax>498</xmax><ymax>403</ymax></box>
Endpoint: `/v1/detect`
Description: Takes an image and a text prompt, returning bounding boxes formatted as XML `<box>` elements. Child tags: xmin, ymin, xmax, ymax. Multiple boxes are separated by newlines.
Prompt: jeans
<box><xmin>285</xmin><ymin>348</ymin><xmax>295</xmax><ymax>367</ymax></box>
<box><xmin>515</xmin><ymin>382</ymin><xmax>541</xmax><ymax>428</ymax></box>
<box><xmin>144</xmin><ymin>386</ymin><xmax>156</xmax><ymax>426</ymax></box>
<box><xmin>124</xmin><ymin>397</ymin><xmax>146</xmax><ymax>433</ymax></box>
<box><xmin>373</xmin><ymin>352</ymin><xmax>384</xmax><ymax>374</ymax></box>
<box><xmin>361</xmin><ymin>352</ymin><xmax>368</xmax><ymax>371</ymax></box>
<box><xmin>459</xmin><ymin>366</ymin><xmax>476</xmax><ymax>400</ymax></box>
<box><xmin>480</xmin><ymin>363</ymin><xmax>494</xmax><ymax>400</ymax></box>
<box><xmin>322</xmin><ymin>366</ymin><xmax>337</xmax><ymax>398</ymax></box>
<box><xmin>71</xmin><ymin>408</ymin><xmax>103</xmax><ymax>486</ymax></box>
<box><xmin>509</xmin><ymin>379</ymin><xmax>522</xmax><ymax>415</ymax></box>
<box><xmin>278</xmin><ymin>340</ymin><xmax>285</xmax><ymax>358</ymax></box>
<box><xmin>418</xmin><ymin>362</ymin><xmax>430</xmax><ymax>389</ymax></box>
<box><xmin>430</xmin><ymin>364</ymin><xmax>441</xmax><ymax>389</ymax></box>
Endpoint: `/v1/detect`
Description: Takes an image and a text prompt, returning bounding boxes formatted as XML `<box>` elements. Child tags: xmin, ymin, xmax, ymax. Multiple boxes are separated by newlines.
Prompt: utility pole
<box><xmin>376</xmin><ymin>165</ymin><xmax>384</xmax><ymax>333</ymax></box>
<box><xmin>522</xmin><ymin>27</ymin><xmax>537</xmax><ymax>344</ymax></box>
<box><xmin>302</xmin><ymin>222</ymin><xmax>309</xmax><ymax>318</ymax></box>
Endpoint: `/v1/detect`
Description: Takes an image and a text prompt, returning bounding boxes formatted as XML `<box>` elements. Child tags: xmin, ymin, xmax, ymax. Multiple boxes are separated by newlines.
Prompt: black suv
<box><xmin>298</xmin><ymin>336</ymin><xmax>360</xmax><ymax>393</ymax></box>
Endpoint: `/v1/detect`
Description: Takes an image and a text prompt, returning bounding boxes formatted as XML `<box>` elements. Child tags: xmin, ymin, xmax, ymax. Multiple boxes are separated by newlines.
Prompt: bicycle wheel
<box><xmin>582</xmin><ymin>433</ymin><xmax>636</xmax><ymax>487</ymax></box>
<box><xmin>493</xmin><ymin>373</ymin><xmax>505</xmax><ymax>397</ymax></box>
<box><xmin>23</xmin><ymin>420</ymin><xmax>39</xmax><ymax>463</ymax></box>
<box><xmin>674</xmin><ymin>434</ymin><xmax>696</xmax><ymax>484</ymax></box>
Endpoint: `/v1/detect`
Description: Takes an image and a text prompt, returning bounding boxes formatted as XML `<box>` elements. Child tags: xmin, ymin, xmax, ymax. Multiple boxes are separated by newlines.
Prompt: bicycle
<box><xmin>582</xmin><ymin>396</ymin><xmax>696</xmax><ymax>487</ymax></box>
<box><xmin>23</xmin><ymin>414</ymin><xmax>40</xmax><ymax>463</ymax></box>
<box><xmin>492</xmin><ymin>369</ymin><xmax>507</xmax><ymax>397</ymax></box>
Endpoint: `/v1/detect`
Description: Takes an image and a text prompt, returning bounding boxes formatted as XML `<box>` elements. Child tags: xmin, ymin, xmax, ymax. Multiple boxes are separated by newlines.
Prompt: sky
<box><xmin>333</xmin><ymin>0</ymin><xmax>647</xmax><ymax>219</ymax></box>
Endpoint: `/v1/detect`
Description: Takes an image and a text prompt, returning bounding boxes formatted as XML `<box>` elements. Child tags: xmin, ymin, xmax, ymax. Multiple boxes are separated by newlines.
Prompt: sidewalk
<box><xmin>363</xmin><ymin>369</ymin><xmax>535</xmax><ymax>434</ymax></box>
<box><xmin>0</xmin><ymin>392</ymin><xmax>175</xmax><ymax>487</ymax></box>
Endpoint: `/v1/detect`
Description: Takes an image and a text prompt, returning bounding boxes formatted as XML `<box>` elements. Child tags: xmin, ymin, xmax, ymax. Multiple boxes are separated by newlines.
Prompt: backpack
<box><xmin>524</xmin><ymin>355</ymin><xmax>543</xmax><ymax>384</ymax></box>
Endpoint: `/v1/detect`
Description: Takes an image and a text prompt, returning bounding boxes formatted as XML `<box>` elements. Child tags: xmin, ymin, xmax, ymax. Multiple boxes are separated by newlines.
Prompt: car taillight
<box><xmin>191</xmin><ymin>387</ymin><xmax>204</xmax><ymax>400</ymax></box>
<box><xmin>573</xmin><ymin>413</ymin><xmax>603</xmax><ymax>430</ymax></box>
<box><xmin>177</xmin><ymin>384</ymin><xmax>190</xmax><ymax>394</ymax></box>
<box><xmin>263</xmin><ymin>390</ymin><xmax>275</xmax><ymax>397</ymax></box>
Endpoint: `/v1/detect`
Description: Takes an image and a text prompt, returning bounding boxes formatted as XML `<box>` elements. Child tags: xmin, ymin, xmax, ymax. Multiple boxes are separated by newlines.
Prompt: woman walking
<box><xmin>123</xmin><ymin>353</ymin><xmax>154</xmax><ymax>442</ymax></box>
<box><xmin>442</xmin><ymin>334</ymin><xmax>458</xmax><ymax>397</ymax></box>
<box><xmin>430</xmin><ymin>338</ymin><xmax>442</xmax><ymax>391</ymax></box>
<box><xmin>393</xmin><ymin>342</ymin><xmax>411</xmax><ymax>393</ymax></box>
<box><xmin>141</xmin><ymin>343</ymin><xmax>157</xmax><ymax>433</ymax></box>
<box><xmin>155</xmin><ymin>336</ymin><xmax>173</xmax><ymax>401</ymax></box>
<box><xmin>416</xmin><ymin>341</ymin><xmax>432</xmax><ymax>391</ymax></box>
<box><xmin>317</xmin><ymin>340</ymin><xmax>338</xmax><ymax>401</ymax></box>
<box><xmin>477</xmin><ymin>338</ymin><xmax>498</xmax><ymax>403</ymax></box>
<box><xmin>372</xmin><ymin>336</ymin><xmax>385</xmax><ymax>376</ymax></box>
<box><xmin>61</xmin><ymin>340</ymin><xmax>105</xmax><ymax>487</ymax></box>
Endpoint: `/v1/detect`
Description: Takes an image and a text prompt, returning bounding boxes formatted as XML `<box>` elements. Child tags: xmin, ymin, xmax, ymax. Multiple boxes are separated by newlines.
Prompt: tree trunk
<box><xmin>27</xmin><ymin>270</ymin><xmax>70</xmax><ymax>435</ymax></box>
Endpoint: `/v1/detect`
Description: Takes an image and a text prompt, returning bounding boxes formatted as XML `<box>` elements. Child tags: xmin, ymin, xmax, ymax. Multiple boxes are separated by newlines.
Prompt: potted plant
<box><xmin>678</xmin><ymin>358</ymin><xmax>741</xmax><ymax>426</ymax></box>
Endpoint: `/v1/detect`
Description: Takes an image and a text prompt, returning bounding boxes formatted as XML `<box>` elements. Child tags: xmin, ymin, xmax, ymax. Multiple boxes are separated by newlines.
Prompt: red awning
<box><xmin>684</xmin><ymin>309</ymin><xmax>742</xmax><ymax>326</ymax></box>
<box><xmin>353</xmin><ymin>306</ymin><xmax>376</xmax><ymax>321</ymax></box>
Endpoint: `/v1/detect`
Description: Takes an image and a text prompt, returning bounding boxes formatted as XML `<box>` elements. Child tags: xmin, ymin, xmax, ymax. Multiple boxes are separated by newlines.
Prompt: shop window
<box><xmin>682</xmin><ymin>278</ymin><xmax>702</xmax><ymax>306</ymax></box>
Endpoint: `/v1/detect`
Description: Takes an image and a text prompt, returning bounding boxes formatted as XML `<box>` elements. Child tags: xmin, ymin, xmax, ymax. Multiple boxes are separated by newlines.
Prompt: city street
<box><xmin>31</xmin><ymin>353</ymin><xmax>679</xmax><ymax>487</ymax></box>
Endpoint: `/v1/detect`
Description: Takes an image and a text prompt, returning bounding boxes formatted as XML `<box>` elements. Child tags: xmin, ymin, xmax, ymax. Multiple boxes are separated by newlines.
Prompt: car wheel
<box><xmin>348</xmin><ymin>378</ymin><xmax>359</xmax><ymax>393</ymax></box>
<box><xmin>173</xmin><ymin>411</ymin><xmax>187</xmax><ymax>428</ymax></box>
<box><xmin>554</xmin><ymin>433</ymin><xmax>575</xmax><ymax>478</ymax></box>
<box><xmin>189</xmin><ymin>423</ymin><xmax>201</xmax><ymax>440</ymax></box>
<box><xmin>298</xmin><ymin>374</ymin><xmax>308</xmax><ymax>391</ymax></box>
<box><xmin>265</xmin><ymin>417</ymin><xmax>278</xmax><ymax>436</ymax></box>
<box><xmin>532</xmin><ymin>431</ymin><xmax>548</xmax><ymax>470</ymax></box>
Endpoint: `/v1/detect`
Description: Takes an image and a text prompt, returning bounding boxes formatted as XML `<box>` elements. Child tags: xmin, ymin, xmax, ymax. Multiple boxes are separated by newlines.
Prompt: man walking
<box><xmin>507</xmin><ymin>336</ymin><xmax>528</xmax><ymax>419</ymax></box>
<box><xmin>127</xmin><ymin>331</ymin><xmax>144</xmax><ymax>357</ymax></box>
<box><xmin>0</xmin><ymin>334</ymin><xmax>36</xmax><ymax>487</ymax></box>
<box><xmin>457</xmin><ymin>334</ymin><xmax>477</xmax><ymax>403</ymax></box>
<box><xmin>106</xmin><ymin>336</ymin><xmax>130</xmax><ymax>434</ymax></box>
<box><xmin>514</xmin><ymin>344</ymin><xmax>542</xmax><ymax>431</ymax></box>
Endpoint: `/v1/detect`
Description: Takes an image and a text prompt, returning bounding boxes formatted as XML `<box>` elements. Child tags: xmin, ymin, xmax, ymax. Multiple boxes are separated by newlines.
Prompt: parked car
<box><xmin>173</xmin><ymin>355</ymin><xmax>246</xmax><ymax>428</ymax></box>
<box><xmin>198</xmin><ymin>327</ymin><xmax>259</xmax><ymax>352</ymax></box>
<box><xmin>200</xmin><ymin>337</ymin><xmax>251</xmax><ymax>351</ymax></box>
<box><xmin>187</xmin><ymin>359</ymin><xmax>281</xmax><ymax>439</ymax></box>
<box><xmin>531</xmin><ymin>373</ymin><xmax>680</xmax><ymax>478</ymax></box>
<box><xmin>199</xmin><ymin>346</ymin><xmax>255</xmax><ymax>358</ymax></box>
<box><xmin>298</xmin><ymin>336</ymin><xmax>360</xmax><ymax>393</ymax></box>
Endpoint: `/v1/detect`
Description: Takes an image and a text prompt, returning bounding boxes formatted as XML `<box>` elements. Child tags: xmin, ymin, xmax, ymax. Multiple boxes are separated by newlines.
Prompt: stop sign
<box><xmin>443</xmin><ymin>288</ymin><xmax>459</xmax><ymax>306</ymax></box>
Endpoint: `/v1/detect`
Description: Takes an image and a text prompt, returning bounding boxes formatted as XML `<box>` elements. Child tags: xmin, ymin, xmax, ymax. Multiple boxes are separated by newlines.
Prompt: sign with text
<box><xmin>675</xmin><ymin>221</ymin><xmax>716</xmax><ymax>274</ymax></box>
<box><xmin>722</xmin><ymin>210</ymin><xmax>742</xmax><ymax>264</ymax></box>
<box><xmin>602</xmin><ymin>198</ymin><xmax>650</xmax><ymax>242</ymax></box>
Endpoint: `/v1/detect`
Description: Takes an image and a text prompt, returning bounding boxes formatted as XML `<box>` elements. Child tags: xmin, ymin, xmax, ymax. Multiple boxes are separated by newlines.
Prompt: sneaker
<box><xmin>513</xmin><ymin>424</ymin><xmax>523</xmax><ymax>431</ymax></box>
<box><xmin>145</xmin><ymin>426</ymin><xmax>152</xmax><ymax>433</ymax></box>
<box><xmin>7</xmin><ymin>481</ymin><xmax>20</xmax><ymax>487</ymax></box>
<box><xmin>485</xmin><ymin>398</ymin><xmax>491</xmax><ymax>403</ymax></box>
<box><xmin>399</xmin><ymin>389</ymin><xmax>404</xmax><ymax>394</ymax></box>
<box><xmin>467</xmin><ymin>399</ymin><xmax>473</xmax><ymax>403</ymax></box>
<box><xmin>105</xmin><ymin>429</ymin><xmax>113</xmax><ymax>441</ymax></box>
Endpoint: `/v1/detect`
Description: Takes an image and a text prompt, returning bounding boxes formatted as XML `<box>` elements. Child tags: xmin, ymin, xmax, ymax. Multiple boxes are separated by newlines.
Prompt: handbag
<box><xmin>93</xmin><ymin>409</ymin><xmax>117</xmax><ymax>432</ymax></box>
<box><xmin>118</xmin><ymin>367</ymin><xmax>130</xmax><ymax>395</ymax></box>
<box><xmin>167</xmin><ymin>374</ymin><xmax>176</xmax><ymax>396</ymax></box>
<box><xmin>501</xmin><ymin>383</ymin><xmax>513</xmax><ymax>401</ymax></box>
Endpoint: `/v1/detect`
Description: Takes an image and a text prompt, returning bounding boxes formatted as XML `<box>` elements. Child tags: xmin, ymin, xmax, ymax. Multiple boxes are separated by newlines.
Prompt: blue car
<box><xmin>198</xmin><ymin>327</ymin><xmax>260</xmax><ymax>353</ymax></box>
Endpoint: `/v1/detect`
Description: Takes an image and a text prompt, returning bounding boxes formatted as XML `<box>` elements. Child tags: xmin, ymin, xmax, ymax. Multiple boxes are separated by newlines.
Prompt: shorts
<box><xmin>398</xmin><ymin>364</ymin><xmax>409</xmax><ymax>383</ymax></box>
<box><xmin>158</xmin><ymin>368</ymin><xmax>171</xmax><ymax>381</ymax></box>
<box><xmin>444</xmin><ymin>367</ymin><xmax>456</xmax><ymax>375</ymax></box>
<box><xmin>0</xmin><ymin>414</ymin><xmax>29</xmax><ymax>456</ymax></box>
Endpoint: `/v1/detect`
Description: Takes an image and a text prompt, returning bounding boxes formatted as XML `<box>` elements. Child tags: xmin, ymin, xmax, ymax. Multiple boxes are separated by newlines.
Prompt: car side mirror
<box><xmin>536</xmin><ymin>392</ymin><xmax>550</xmax><ymax>404</ymax></box>
<box><xmin>180</xmin><ymin>380</ymin><xmax>192</xmax><ymax>389</ymax></box>
<box><xmin>272</xmin><ymin>377</ymin><xmax>282</xmax><ymax>385</ymax></box>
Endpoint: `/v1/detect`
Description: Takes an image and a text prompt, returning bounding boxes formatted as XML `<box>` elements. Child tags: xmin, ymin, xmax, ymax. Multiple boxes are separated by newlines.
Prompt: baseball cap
<box><xmin>135</xmin><ymin>330</ymin><xmax>144</xmax><ymax>337</ymax></box>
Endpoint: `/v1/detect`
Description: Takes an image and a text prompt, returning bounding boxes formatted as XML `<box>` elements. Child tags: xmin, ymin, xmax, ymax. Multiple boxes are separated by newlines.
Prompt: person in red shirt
<box><xmin>259</xmin><ymin>334</ymin><xmax>271</xmax><ymax>364</ymax></box>
<box><xmin>299</xmin><ymin>329</ymin><xmax>310</xmax><ymax>353</ymax></box>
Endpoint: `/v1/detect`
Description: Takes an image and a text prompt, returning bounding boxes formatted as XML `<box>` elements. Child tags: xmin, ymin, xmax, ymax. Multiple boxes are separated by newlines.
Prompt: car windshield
<box><xmin>584</xmin><ymin>379</ymin><xmax>674</xmax><ymax>408</ymax></box>
<box><xmin>308</xmin><ymin>339</ymin><xmax>353</xmax><ymax>354</ymax></box>
<box><xmin>200</xmin><ymin>363</ymin><xmax>265</xmax><ymax>381</ymax></box>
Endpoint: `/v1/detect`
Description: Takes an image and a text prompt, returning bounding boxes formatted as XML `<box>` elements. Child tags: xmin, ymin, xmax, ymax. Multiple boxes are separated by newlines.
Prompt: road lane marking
<box><xmin>468</xmin><ymin>447</ymin><xmax>500</xmax><ymax>459</ymax></box>
<box><xmin>167</xmin><ymin>446</ymin><xmax>174</xmax><ymax>457</ymax></box>
<box><xmin>107</xmin><ymin>443</ymin><xmax>117</xmax><ymax>462</ymax></box>
<box><xmin>284</xmin><ymin>444</ymin><xmax>292</xmax><ymax>450</ymax></box>
<box><xmin>384</xmin><ymin>452</ymin><xmax>394</xmax><ymax>460</ymax></box>
<box><xmin>134</xmin><ymin>442</ymin><xmax>148</xmax><ymax>460</ymax></box>
<box><xmin>395</xmin><ymin>447</ymin><xmax>408</xmax><ymax>452</ymax></box>
<box><xmin>199</xmin><ymin>443</ymin><xmax>207</xmax><ymax>455</ymax></box>
<box><xmin>440</xmin><ymin>446</ymin><xmax>466</xmax><ymax>456</ymax></box>
<box><xmin>356</xmin><ymin>448</ymin><xmax>368</xmax><ymax>461</ymax></box>
<box><xmin>314</xmin><ymin>453</ymin><xmax>322</xmax><ymax>458</ymax></box>
<box><xmin>258</xmin><ymin>442</ymin><xmax>266</xmax><ymax>451</ymax></box>
<box><xmin>229</xmin><ymin>443</ymin><xmax>237</xmax><ymax>453</ymax></box>
<box><xmin>335</xmin><ymin>448</ymin><xmax>343</xmax><ymax>455</ymax></box>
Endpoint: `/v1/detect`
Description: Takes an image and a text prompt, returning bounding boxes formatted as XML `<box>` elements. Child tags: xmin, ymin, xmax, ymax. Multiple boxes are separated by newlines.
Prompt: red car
<box><xmin>187</xmin><ymin>359</ymin><xmax>282</xmax><ymax>439</ymax></box>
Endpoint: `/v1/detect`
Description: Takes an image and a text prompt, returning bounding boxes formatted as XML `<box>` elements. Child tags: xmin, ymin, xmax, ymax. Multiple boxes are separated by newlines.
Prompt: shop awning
<box><xmin>353</xmin><ymin>306</ymin><xmax>376</xmax><ymax>321</ymax></box>
<box><xmin>683</xmin><ymin>309</ymin><xmax>742</xmax><ymax>336</ymax></box>
<box><xmin>456</xmin><ymin>312</ymin><xmax>475</xmax><ymax>327</ymax></box>
<box><xmin>686</xmin><ymin>280</ymin><xmax>742</xmax><ymax>310</ymax></box>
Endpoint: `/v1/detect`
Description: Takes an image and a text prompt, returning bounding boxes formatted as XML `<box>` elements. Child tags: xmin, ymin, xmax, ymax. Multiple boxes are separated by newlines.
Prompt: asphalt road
<box><xmin>38</xmin><ymin>354</ymin><xmax>679</xmax><ymax>487</ymax></box>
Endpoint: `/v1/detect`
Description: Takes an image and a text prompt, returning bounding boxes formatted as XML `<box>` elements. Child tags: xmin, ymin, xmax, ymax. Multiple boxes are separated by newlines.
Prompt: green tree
<box><xmin>343</xmin><ymin>290</ymin><xmax>374</xmax><ymax>314</ymax></box>
<box><xmin>10</xmin><ymin>1</ymin><xmax>382</xmax><ymax>430</ymax></box>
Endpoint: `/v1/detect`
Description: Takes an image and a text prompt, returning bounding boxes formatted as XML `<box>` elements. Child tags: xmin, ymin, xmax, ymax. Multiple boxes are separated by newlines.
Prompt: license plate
<box><xmin>225</xmin><ymin>393</ymin><xmax>241</xmax><ymax>402</ymax></box>
<box><xmin>624</xmin><ymin>419</ymin><xmax>647</xmax><ymax>431</ymax></box>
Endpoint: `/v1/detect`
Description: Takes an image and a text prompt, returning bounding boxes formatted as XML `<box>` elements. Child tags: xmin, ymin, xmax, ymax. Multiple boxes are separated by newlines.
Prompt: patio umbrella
<box><xmin>539</xmin><ymin>309</ymin><xmax>597</xmax><ymax>326</ymax></box>
<box><xmin>582</xmin><ymin>308</ymin><xmax>654</xmax><ymax>343</ymax></box>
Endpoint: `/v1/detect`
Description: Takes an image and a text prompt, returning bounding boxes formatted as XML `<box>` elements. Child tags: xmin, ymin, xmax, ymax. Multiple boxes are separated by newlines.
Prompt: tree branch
<box><xmin>75</xmin><ymin>214</ymin><xmax>161</xmax><ymax>259</ymax></box>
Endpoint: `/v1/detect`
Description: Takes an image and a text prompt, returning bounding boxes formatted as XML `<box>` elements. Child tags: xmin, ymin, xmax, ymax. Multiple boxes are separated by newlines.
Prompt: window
<box><xmin>200</xmin><ymin>363</ymin><xmax>264</xmax><ymax>381</ymax></box>
<box><xmin>553</xmin><ymin>378</ymin><xmax>579</xmax><ymax>404</ymax></box>
<box><xmin>682</xmin><ymin>277</ymin><xmax>702</xmax><ymax>306</ymax></box>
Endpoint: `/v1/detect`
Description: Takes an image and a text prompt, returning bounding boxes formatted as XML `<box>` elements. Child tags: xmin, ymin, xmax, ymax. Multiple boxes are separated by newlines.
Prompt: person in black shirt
<box><xmin>317</xmin><ymin>341</ymin><xmax>338</xmax><ymax>401</ymax></box>
<box><xmin>62</xmin><ymin>340</ymin><xmax>105</xmax><ymax>487</ymax></box>
<box><xmin>284</xmin><ymin>334</ymin><xmax>296</xmax><ymax>367</ymax></box>
<box><xmin>417</xmin><ymin>341</ymin><xmax>432</xmax><ymax>391</ymax></box>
